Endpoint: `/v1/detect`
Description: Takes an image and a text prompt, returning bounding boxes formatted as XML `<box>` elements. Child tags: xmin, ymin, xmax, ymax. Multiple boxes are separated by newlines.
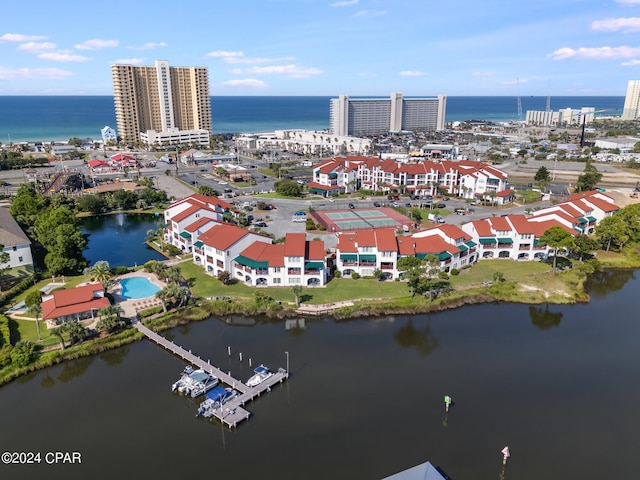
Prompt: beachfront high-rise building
<box><xmin>330</xmin><ymin>93</ymin><xmax>446</xmax><ymax>136</ymax></box>
<box><xmin>111</xmin><ymin>60</ymin><xmax>212</xmax><ymax>145</ymax></box>
<box><xmin>622</xmin><ymin>80</ymin><xmax>640</xmax><ymax>120</ymax></box>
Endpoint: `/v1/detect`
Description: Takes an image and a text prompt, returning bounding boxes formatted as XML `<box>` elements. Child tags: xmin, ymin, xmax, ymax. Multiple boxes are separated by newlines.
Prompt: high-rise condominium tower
<box><xmin>622</xmin><ymin>80</ymin><xmax>640</xmax><ymax>120</ymax></box>
<box><xmin>330</xmin><ymin>93</ymin><xmax>447</xmax><ymax>136</ymax></box>
<box><xmin>111</xmin><ymin>60</ymin><xmax>212</xmax><ymax>144</ymax></box>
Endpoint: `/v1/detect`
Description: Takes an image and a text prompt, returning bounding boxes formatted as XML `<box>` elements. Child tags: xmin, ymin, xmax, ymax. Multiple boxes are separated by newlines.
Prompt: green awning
<box><xmin>458</xmin><ymin>244</ymin><xmax>469</xmax><ymax>252</ymax></box>
<box><xmin>574</xmin><ymin>225</ymin><xmax>584</xmax><ymax>233</ymax></box>
<box><xmin>587</xmin><ymin>216</ymin><xmax>597</xmax><ymax>222</ymax></box>
<box><xmin>416</xmin><ymin>253</ymin><xmax>427</xmax><ymax>260</ymax></box>
<box><xmin>163</xmin><ymin>222</ymin><xmax>170</xmax><ymax>228</ymax></box>
<box><xmin>179</xmin><ymin>231</ymin><xmax>192</xmax><ymax>239</ymax></box>
<box><xmin>234</xmin><ymin>255</ymin><xmax>268</xmax><ymax>269</ymax></box>
<box><xmin>465</xmin><ymin>240</ymin><xmax>477</xmax><ymax>248</ymax></box>
<box><xmin>578</xmin><ymin>216</ymin><xmax>588</xmax><ymax>224</ymax></box>
<box><xmin>438</xmin><ymin>252</ymin><xmax>452</xmax><ymax>261</ymax></box>
<box><xmin>359</xmin><ymin>254</ymin><xmax>377</xmax><ymax>262</ymax></box>
<box><xmin>305</xmin><ymin>261</ymin><xmax>324</xmax><ymax>269</ymax></box>
<box><xmin>479</xmin><ymin>237</ymin><xmax>497</xmax><ymax>245</ymax></box>
<box><xmin>193</xmin><ymin>240</ymin><xmax>203</xmax><ymax>248</ymax></box>
<box><xmin>340</xmin><ymin>254</ymin><xmax>357</xmax><ymax>261</ymax></box>
<box><xmin>497</xmin><ymin>238</ymin><xmax>513</xmax><ymax>244</ymax></box>
<box><xmin>534</xmin><ymin>239</ymin><xmax>540</xmax><ymax>246</ymax></box>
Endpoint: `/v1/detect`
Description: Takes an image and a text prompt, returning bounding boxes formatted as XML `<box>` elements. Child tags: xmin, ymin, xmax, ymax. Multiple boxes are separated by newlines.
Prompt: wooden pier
<box><xmin>134</xmin><ymin>321</ymin><xmax>288</xmax><ymax>428</ymax></box>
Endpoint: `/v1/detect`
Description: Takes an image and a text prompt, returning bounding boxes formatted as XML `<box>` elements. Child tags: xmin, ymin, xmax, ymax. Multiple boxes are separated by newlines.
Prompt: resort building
<box><xmin>409</xmin><ymin>224</ymin><xmax>479</xmax><ymax>269</ymax></box>
<box><xmin>336</xmin><ymin>229</ymin><xmax>400</xmax><ymax>279</ymax></box>
<box><xmin>622</xmin><ymin>80</ymin><xmax>640</xmax><ymax>120</ymax></box>
<box><xmin>330</xmin><ymin>93</ymin><xmax>447</xmax><ymax>136</ymax></box>
<box><xmin>525</xmin><ymin>107</ymin><xmax>596</xmax><ymax>127</ymax></box>
<box><xmin>163</xmin><ymin>194</ymin><xmax>232</xmax><ymax>252</ymax></box>
<box><xmin>233</xmin><ymin>233</ymin><xmax>327</xmax><ymax>287</ymax></box>
<box><xmin>193</xmin><ymin>223</ymin><xmax>271</xmax><ymax>277</ymax></box>
<box><xmin>41</xmin><ymin>283</ymin><xmax>110</xmax><ymax>326</ymax></box>
<box><xmin>0</xmin><ymin>207</ymin><xmax>34</xmax><ymax>272</ymax></box>
<box><xmin>309</xmin><ymin>156</ymin><xmax>510</xmax><ymax>201</ymax></box>
<box><xmin>111</xmin><ymin>60</ymin><xmax>212</xmax><ymax>145</ymax></box>
<box><xmin>101</xmin><ymin>126</ymin><xmax>117</xmax><ymax>144</ymax></box>
<box><xmin>235</xmin><ymin>130</ymin><xmax>373</xmax><ymax>157</ymax></box>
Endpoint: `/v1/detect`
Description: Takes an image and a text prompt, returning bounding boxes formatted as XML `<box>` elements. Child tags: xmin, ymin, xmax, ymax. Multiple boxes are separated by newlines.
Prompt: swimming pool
<box><xmin>119</xmin><ymin>277</ymin><xmax>161</xmax><ymax>300</ymax></box>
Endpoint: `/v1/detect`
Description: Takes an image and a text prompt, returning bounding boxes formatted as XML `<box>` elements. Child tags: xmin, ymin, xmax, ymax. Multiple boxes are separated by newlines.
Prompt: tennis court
<box><xmin>310</xmin><ymin>207</ymin><xmax>411</xmax><ymax>232</ymax></box>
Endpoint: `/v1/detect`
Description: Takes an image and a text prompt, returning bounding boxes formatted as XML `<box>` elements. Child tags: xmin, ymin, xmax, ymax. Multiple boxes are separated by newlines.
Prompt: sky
<box><xmin>1</xmin><ymin>0</ymin><xmax>639</xmax><ymax>97</ymax></box>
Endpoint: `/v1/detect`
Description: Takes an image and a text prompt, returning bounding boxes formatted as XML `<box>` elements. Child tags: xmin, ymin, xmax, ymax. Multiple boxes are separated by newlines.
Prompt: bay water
<box><xmin>0</xmin><ymin>269</ymin><xmax>638</xmax><ymax>479</ymax></box>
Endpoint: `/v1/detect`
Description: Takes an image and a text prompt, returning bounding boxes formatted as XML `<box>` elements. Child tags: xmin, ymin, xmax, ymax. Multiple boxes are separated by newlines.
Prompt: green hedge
<box><xmin>0</xmin><ymin>315</ymin><xmax>9</xmax><ymax>347</ymax></box>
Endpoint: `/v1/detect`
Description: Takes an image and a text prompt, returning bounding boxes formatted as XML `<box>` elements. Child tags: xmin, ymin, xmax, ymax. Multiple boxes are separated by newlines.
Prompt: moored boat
<box><xmin>171</xmin><ymin>369</ymin><xmax>219</xmax><ymax>398</ymax></box>
<box><xmin>196</xmin><ymin>387</ymin><xmax>240</xmax><ymax>418</ymax></box>
<box><xmin>246</xmin><ymin>365</ymin><xmax>273</xmax><ymax>387</ymax></box>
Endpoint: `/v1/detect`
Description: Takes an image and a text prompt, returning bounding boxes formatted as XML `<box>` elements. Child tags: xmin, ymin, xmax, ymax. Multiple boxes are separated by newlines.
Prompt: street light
<box><xmin>285</xmin><ymin>351</ymin><xmax>289</xmax><ymax>374</ymax></box>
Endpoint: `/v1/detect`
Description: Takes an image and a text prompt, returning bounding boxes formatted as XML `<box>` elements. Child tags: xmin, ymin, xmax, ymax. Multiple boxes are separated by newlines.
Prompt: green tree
<box><xmin>575</xmin><ymin>161</ymin><xmax>603</xmax><ymax>192</ymax></box>
<box><xmin>291</xmin><ymin>285</ymin><xmax>304</xmax><ymax>307</ymax></box>
<box><xmin>534</xmin><ymin>166</ymin><xmax>551</xmax><ymax>192</ymax></box>
<box><xmin>0</xmin><ymin>244</ymin><xmax>9</xmax><ymax>283</ymax></box>
<box><xmin>539</xmin><ymin>226</ymin><xmax>575</xmax><ymax>273</ymax></box>
<box><xmin>596</xmin><ymin>214</ymin><xmax>629</xmax><ymax>252</ymax></box>
<box><xmin>572</xmin><ymin>234</ymin><xmax>599</xmax><ymax>261</ymax></box>
<box><xmin>25</xmin><ymin>290</ymin><xmax>43</xmax><ymax>340</ymax></box>
<box><xmin>97</xmin><ymin>305</ymin><xmax>125</xmax><ymax>333</ymax></box>
<box><xmin>85</xmin><ymin>260</ymin><xmax>113</xmax><ymax>290</ymax></box>
<box><xmin>197</xmin><ymin>185</ymin><xmax>218</xmax><ymax>197</ymax></box>
<box><xmin>274</xmin><ymin>179</ymin><xmax>302</xmax><ymax>197</ymax></box>
<box><xmin>10</xmin><ymin>340</ymin><xmax>39</xmax><ymax>367</ymax></box>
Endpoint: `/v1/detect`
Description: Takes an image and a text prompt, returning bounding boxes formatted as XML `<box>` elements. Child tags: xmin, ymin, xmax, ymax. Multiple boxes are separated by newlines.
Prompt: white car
<box><xmin>218</xmin><ymin>181</ymin><xmax>228</xmax><ymax>185</ymax></box>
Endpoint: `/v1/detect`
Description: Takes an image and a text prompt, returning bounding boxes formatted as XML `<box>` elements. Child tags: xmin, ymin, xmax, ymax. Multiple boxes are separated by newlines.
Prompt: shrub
<box><xmin>333</xmin><ymin>270</ymin><xmax>341</xmax><ymax>278</ymax></box>
<box><xmin>111</xmin><ymin>266</ymin><xmax>131</xmax><ymax>276</ymax></box>
<box><xmin>438</xmin><ymin>271</ymin><xmax>450</xmax><ymax>280</ymax></box>
<box><xmin>450</xmin><ymin>268</ymin><xmax>460</xmax><ymax>276</ymax></box>
<box><xmin>351</xmin><ymin>272</ymin><xmax>360</xmax><ymax>280</ymax></box>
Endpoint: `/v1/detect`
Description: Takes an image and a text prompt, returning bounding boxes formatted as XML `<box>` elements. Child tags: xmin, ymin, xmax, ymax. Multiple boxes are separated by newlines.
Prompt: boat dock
<box><xmin>134</xmin><ymin>321</ymin><xmax>288</xmax><ymax>428</ymax></box>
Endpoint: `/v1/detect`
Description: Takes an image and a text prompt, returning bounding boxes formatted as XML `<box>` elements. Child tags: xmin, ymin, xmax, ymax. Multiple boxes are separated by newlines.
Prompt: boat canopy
<box><xmin>254</xmin><ymin>365</ymin><xmax>270</xmax><ymax>375</ymax></box>
<box><xmin>190</xmin><ymin>371</ymin><xmax>210</xmax><ymax>383</ymax></box>
<box><xmin>205</xmin><ymin>386</ymin><xmax>228</xmax><ymax>402</ymax></box>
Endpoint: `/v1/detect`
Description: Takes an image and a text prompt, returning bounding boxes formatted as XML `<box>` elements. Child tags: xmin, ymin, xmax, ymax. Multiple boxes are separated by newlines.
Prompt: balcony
<box><xmin>380</xmin><ymin>263</ymin><xmax>395</xmax><ymax>270</ymax></box>
<box><xmin>304</xmin><ymin>270</ymin><xmax>321</xmax><ymax>275</ymax></box>
<box><xmin>288</xmin><ymin>268</ymin><xmax>302</xmax><ymax>275</ymax></box>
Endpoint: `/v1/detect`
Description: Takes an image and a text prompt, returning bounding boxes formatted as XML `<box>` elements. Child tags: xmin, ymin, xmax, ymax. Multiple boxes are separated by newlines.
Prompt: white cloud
<box><xmin>0</xmin><ymin>33</ymin><xmax>46</xmax><ymax>43</ymax></box>
<box><xmin>225</xmin><ymin>56</ymin><xmax>295</xmax><ymax>65</ymax></box>
<box><xmin>354</xmin><ymin>10</ymin><xmax>387</xmax><ymax>18</ymax></box>
<box><xmin>220</xmin><ymin>79</ymin><xmax>268</xmax><ymax>88</ymax></box>
<box><xmin>548</xmin><ymin>45</ymin><xmax>640</xmax><ymax>60</ymax></box>
<box><xmin>112</xmin><ymin>58</ymin><xmax>146</xmax><ymax>65</ymax></box>
<box><xmin>17</xmin><ymin>42</ymin><xmax>56</xmax><ymax>53</ymax></box>
<box><xmin>329</xmin><ymin>0</ymin><xmax>358</xmax><ymax>6</ymax></box>
<box><xmin>621</xmin><ymin>59</ymin><xmax>640</xmax><ymax>66</ymax></box>
<box><xmin>38</xmin><ymin>51</ymin><xmax>90</xmax><ymax>62</ymax></box>
<box><xmin>127</xmin><ymin>42</ymin><xmax>167</xmax><ymax>50</ymax></box>
<box><xmin>616</xmin><ymin>0</ymin><xmax>640</xmax><ymax>5</ymax></box>
<box><xmin>398</xmin><ymin>70</ymin><xmax>427</xmax><ymax>77</ymax></box>
<box><xmin>243</xmin><ymin>64</ymin><xmax>323</xmax><ymax>78</ymax></box>
<box><xmin>473</xmin><ymin>71</ymin><xmax>495</xmax><ymax>77</ymax></box>
<box><xmin>502</xmin><ymin>78</ymin><xmax>528</xmax><ymax>86</ymax></box>
<box><xmin>0</xmin><ymin>66</ymin><xmax>73</xmax><ymax>80</ymax></box>
<box><xmin>591</xmin><ymin>17</ymin><xmax>640</xmax><ymax>32</ymax></box>
<box><xmin>74</xmin><ymin>39</ymin><xmax>119</xmax><ymax>50</ymax></box>
<box><xmin>207</xmin><ymin>50</ymin><xmax>244</xmax><ymax>58</ymax></box>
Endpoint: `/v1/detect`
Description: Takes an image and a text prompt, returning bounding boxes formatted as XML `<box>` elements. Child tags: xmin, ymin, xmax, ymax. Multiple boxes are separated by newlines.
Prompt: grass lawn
<box><xmin>450</xmin><ymin>259</ymin><xmax>559</xmax><ymax>289</ymax></box>
<box><xmin>12</xmin><ymin>318</ymin><xmax>59</xmax><ymax>348</ymax></box>
<box><xmin>178</xmin><ymin>260</ymin><xmax>411</xmax><ymax>305</ymax></box>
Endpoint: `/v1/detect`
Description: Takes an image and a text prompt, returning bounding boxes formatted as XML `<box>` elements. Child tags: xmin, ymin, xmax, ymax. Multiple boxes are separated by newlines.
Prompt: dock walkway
<box><xmin>133</xmin><ymin>321</ymin><xmax>288</xmax><ymax>428</ymax></box>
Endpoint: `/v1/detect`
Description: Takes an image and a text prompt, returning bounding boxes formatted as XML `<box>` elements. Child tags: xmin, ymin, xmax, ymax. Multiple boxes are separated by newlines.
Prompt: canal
<box><xmin>0</xmin><ymin>269</ymin><xmax>638</xmax><ymax>479</ymax></box>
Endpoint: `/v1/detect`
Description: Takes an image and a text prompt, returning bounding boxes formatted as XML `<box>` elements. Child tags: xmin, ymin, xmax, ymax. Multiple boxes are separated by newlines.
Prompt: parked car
<box><xmin>392</xmin><ymin>201</ymin><xmax>399</xmax><ymax>207</ymax></box>
<box><xmin>374</xmin><ymin>201</ymin><xmax>381</xmax><ymax>207</ymax></box>
<box><xmin>437</xmin><ymin>203</ymin><xmax>446</xmax><ymax>208</ymax></box>
<box><xmin>348</xmin><ymin>203</ymin><xmax>355</xmax><ymax>209</ymax></box>
<box><xmin>254</xmin><ymin>221</ymin><xmax>267</xmax><ymax>228</ymax></box>
<box><xmin>470</xmin><ymin>200</ymin><xmax>480</xmax><ymax>206</ymax></box>
<box><xmin>405</xmin><ymin>203</ymin><xmax>412</xmax><ymax>208</ymax></box>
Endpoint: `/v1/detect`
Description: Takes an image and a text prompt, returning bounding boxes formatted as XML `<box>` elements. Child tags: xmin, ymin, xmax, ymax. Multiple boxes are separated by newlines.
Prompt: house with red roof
<box><xmin>461</xmin><ymin>214</ymin><xmax>574</xmax><ymax>260</ymax></box>
<box><xmin>310</xmin><ymin>155</ymin><xmax>509</xmax><ymax>200</ymax></box>
<box><xmin>41</xmin><ymin>283</ymin><xmax>110</xmax><ymax>326</ymax></box>
<box><xmin>336</xmin><ymin>229</ymin><xmax>399</xmax><ymax>279</ymax></box>
<box><xmin>233</xmin><ymin>233</ymin><xmax>327</xmax><ymax>287</ymax></box>
<box><xmin>163</xmin><ymin>194</ymin><xmax>231</xmax><ymax>252</ymax></box>
<box><xmin>194</xmin><ymin>223</ymin><xmax>271</xmax><ymax>277</ymax></box>
<box><xmin>409</xmin><ymin>224</ymin><xmax>478</xmax><ymax>269</ymax></box>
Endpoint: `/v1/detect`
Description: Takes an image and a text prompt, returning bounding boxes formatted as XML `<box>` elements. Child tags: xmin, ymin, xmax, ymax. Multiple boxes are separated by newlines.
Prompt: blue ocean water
<box><xmin>0</xmin><ymin>95</ymin><xmax>625</xmax><ymax>143</ymax></box>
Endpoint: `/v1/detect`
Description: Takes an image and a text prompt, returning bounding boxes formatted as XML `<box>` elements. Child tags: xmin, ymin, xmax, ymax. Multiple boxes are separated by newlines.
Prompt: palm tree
<box><xmin>50</xmin><ymin>326</ymin><xmax>65</xmax><ymax>350</ymax></box>
<box><xmin>27</xmin><ymin>303</ymin><xmax>42</xmax><ymax>341</ymax></box>
<box><xmin>166</xmin><ymin>265</ymin><xmax>183</xmax><ymax>285</ymax></box>
<box><xmin>291</xmin><ymin>285</ymin><xmax>303</xmax><ymax>307</ymax></box>
<box><xmin>85</xmin><ymin>260</ymin><xmax>113</xmax><ymax>290</ymax></box>
<box><xmin>97</xmin><ymin>305</ymin><xmax>125</xmax><ymax>333</ymax></box>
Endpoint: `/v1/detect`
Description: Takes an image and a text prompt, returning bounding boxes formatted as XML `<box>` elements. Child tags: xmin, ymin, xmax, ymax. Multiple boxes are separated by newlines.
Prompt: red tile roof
<box><xmin>184</xmin><ymin>217</ymin><xmax>218</xmax><ymax>233</ymax></box>
<box><xmin>41</xmin><ymin>283</ymin><xmax>109</xmax><ymax>321</ymax></box>
<box><xmin>284</xmin><ymin>233</ymin><xmax>307</xmax><ymax>257</ymax></box>
<box><xmin>239</xmin><ymin>242</ymin><xmax>285</xmax><ymax>267</ymax></box>
<box><xmin>199</xmin><ymin>223</ymin><xmax>253</xmax><ymax>250</ymax></box>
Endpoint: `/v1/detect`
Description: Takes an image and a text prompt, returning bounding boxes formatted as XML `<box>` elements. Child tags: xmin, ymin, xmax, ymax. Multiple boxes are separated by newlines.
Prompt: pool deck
<box><xmin>110</xmin><ymin>271</ymin><xmax>166</xmax><ymax>318</ymax></box>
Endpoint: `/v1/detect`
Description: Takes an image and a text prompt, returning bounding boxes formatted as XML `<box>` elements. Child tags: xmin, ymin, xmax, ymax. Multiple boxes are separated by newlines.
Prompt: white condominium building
<box><xmin>330</xmin><ymin>92</ymin><xmax>446</xmax><ymax>136</ymax></box>
<box><xmin>111</xmin><ymin>60</ymin><xmax>212</xmax><ymax>145</ymax></box>
<box><xmin>622</xmin><ymin>80</ymin><xmax>640</xmax><ymax>120</ymax></box>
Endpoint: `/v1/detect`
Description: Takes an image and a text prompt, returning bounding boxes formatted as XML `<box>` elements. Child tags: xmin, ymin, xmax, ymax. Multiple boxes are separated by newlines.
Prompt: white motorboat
<box><xmin>171</xmin><ymin>369</ymin><xmax>219</xmax><ymax>398</ymax></box>
<box><xmin>246</xmin><ymin>365</ymin><xmax>273</xmax><ymax>387</ymax></box>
